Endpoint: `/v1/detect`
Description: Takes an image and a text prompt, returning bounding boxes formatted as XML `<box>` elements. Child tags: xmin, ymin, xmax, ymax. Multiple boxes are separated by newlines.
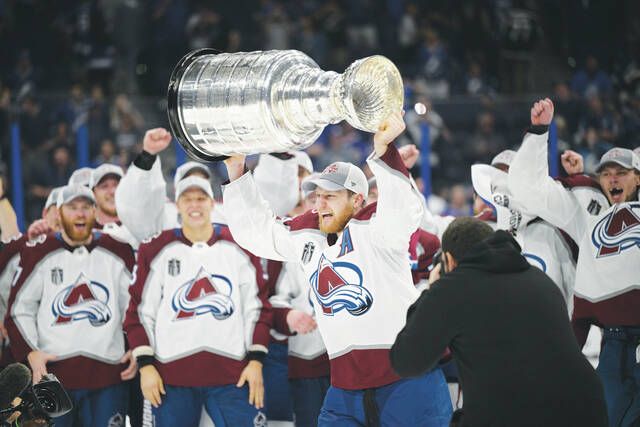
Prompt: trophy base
<box><xmin>167</xmin><ymin>48</ymin><xmax>229</xmax><ymax>162</ymax></box>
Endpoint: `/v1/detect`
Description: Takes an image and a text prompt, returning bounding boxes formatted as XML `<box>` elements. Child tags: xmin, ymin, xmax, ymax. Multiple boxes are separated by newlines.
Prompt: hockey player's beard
<box><xmin>319</xmin><ymin>204</ymin><xmax>354</xmax><ymax>234</ymax></box>
<box><xmin>60</xmin><ymin>212</ymin><xmax>95</xmax><ymax>243</ymax></box>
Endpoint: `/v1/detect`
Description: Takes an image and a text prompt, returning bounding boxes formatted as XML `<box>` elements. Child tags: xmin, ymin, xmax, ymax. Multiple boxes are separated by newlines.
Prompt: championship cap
<box><xmin>89</xmin><ymin>164</ymin><xmax>124</xmax><ymax>188</ymax></box>
<box><xmin>68</xmin><ymin>167</ymin><xmax>94</xmax><ymax>187</ymax></box>
<box><xmin>490</xmin><ymin>150</ymin><xmax>517</xmax><ymax>168</ymax></box>
<box><xmin>175</xmin><ymin>176</ymin><xmax>213</xmax><ymax>202</ymax></box>
<box><xmin>44</xmin><ymin>186</ymin><xmax>64</xmax><ymax>211</ymax></box>
<box><xmin>293</xmin><ymin>151</ymin><xmax>314</xmax><ymax>174</ymax></box>
<box><xmin>301</xmin><ymin>162</ymin><xmax>368</xmax><ymax>200</ymax></box>
<box><xmin>596</xmin><ymin>148</ymin><xmax>640</xmax><ymax>173</ymax></box>
<box><xmin>173</xmin><ymin>162</ymin><xmax>211</xmax><ymax>188</ymax></box>
<box><xmin>56</xmin><ymin>184</ymin><xmax>96</xmax><ymax>208</ymax></box>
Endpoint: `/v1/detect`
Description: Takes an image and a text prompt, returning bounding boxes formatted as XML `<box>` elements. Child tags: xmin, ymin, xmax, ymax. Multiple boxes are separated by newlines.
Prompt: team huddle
<box><xmin>0</xmin><ymin>99</ymin><xmax>639</xmax><ymax>426</ymax></box>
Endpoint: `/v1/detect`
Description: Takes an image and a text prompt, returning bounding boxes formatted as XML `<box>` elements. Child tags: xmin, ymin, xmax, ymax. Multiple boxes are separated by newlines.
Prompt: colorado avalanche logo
<box><xmin>172</xmin><ymin>267</ymin><xmax>235</xmax><ymax>321</ymax></box>
<box><xmin>52</xmin><ymin>273</ymin><xmax>111</xmax><ymax>326</ymax></box>
<box><xmin>592</xmin><ymin>203</ymin><xmax>640</xmax><ymax>258</ymax></box>
<box><xmin>309</xmin><ymin>255</ymin><xmax>373</xmax><ymax>316</ymax></box>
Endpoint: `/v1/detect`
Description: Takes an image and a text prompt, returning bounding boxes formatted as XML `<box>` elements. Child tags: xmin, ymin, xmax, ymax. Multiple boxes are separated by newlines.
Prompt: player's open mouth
<box><xmin>73</xmin><ymin>223</ymin><xmax>87</xmax><ymax>231</ymax></box>
<box><xmin>321</xmin><ymin>213</ymin><xmax>333</xmax><ymax>220</ymax></box>
<box><xmin>188</xmin><ymin>212</ymin><xmax>203</xmax><ymax>218</ymax></box>
<box><xmin>609</xmin><ymin>187</ymin><xmax>624</xmax><ymax>202</ymax></box>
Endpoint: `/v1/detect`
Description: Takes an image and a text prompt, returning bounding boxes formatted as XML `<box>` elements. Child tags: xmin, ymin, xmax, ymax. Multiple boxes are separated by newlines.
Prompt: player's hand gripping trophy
<box><xmin>167</xmin><ymin>49</ymin><xmax>404</xmax><ymax>160</ymax></box>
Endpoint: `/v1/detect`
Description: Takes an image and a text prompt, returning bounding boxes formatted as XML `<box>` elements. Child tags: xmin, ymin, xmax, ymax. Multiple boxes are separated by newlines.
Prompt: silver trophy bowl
<box><xmin>167</xmin><ymin>49</ymin><xmax>404</xmax><ymax>161</ymax></box>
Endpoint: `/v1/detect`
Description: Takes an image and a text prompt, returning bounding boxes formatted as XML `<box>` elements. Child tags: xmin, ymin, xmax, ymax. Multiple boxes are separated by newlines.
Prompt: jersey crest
<box><xmin>172</xmin><ymin>267</ymin><xmax>235</xmax><ymax>320</ymax></box>
<box><xmin>309</xmin><ymin>255</ymin><xmax>373</xmax><ymax>316</ymax></box>
<box><xmin>52</xmin><ymin>273</ymin><xmax>112</xmax><ymax>326</ymax></box>
<box><xmin>592</xmin><ymin>203</ymin><xmax>640</xmax><ymax>257</ymax></box>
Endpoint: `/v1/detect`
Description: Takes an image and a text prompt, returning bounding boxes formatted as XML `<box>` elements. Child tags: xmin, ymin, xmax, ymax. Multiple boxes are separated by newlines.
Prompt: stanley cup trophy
<box><xmin>167</xmin><ymin>49</ymin><xmax>404</xmax><ymax>161</ymax></box>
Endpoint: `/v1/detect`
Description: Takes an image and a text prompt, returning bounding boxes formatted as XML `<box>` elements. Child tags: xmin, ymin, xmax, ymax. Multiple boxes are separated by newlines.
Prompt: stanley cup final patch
<box><xmin>301</xmin><ymin>242</ymin><xmax>315</xmax><ymax>264</ymax></box>
<box><xmin>168</xmin><ymin>258</ymin><xmax>181</xmax><ymax>276</ymax></box>
<box><xmin>51</xmin><ymin>267</ymin><xmax>64</xmax><ymax>285</ymax></box>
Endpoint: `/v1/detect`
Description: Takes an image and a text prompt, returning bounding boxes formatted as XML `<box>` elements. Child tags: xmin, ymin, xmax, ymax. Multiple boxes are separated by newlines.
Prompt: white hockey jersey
<box><xmin>124</xmin><ymin>225</ymin><xmax>272</xmax><ymax>387</ymax></box>
<box><xmin>508</xmin><ymin>130</ymin><xmax>640</xmax><ymax>345</ymax></box>
<box><xmin>223</xmin><ymin>145</ymin><xmax>424</xmax><ymax>390</ymax></box>
<box><xmin>269</xmin><ymin>261</ymin><xmax>329</xmax><ymax>379</ymax></box>
<box><xmin>5</xmin><ymin>232</ymin><xmax>135</xmax><ymax>390</ymax></box>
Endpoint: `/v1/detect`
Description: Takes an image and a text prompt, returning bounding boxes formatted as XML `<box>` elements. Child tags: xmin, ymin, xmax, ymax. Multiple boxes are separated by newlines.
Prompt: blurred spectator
<box><xmin>262</xmin><ymin>2</ymin><xmax>291</xmax><ymax>50</ymax></box>
<box><xmin>575</xmin><ymin>95</ymin><xmax>619</xmax><ymax>145</ymax></box>
<box><xmin>18</xmin><ymin>96</ymin><xmax>49</xmax><ymax>151</ymax></box>
<box><xmin>345</xmin><ymin>0</ymin><xmax>379</xmax><ymax>56</ymax></box>
<box><xmin>88</xmin><ymin>85</ymin><xmax>112</xmax><ymax>157</ymax></box>
<box><xmin>443</xmin><ymin>184</ymin><xmax>471</xmax><ymax>217</ymax></box>
<box><xmin>56</xmin><ymin>83</ymin><xmax>90</xmax><ymax>132</ymax></box>
<box><xmin>553</xmin><ymin>81</ymin><xmax>582</xmax><ymax>135</ymax></box>
<box><xmin>467</xmin><ymin>111</ymin><xmax>507</xmax><ymax>163</ymax></box>
<box><xmin>110</xmin><ymin>0</ymin><xmax>147</xmax><ymax>93</ymax></box>
<box><xmin>464</xmin><ymin>59</ymin><xmax>495</xmax><ymax>98</ymax></box>
<box><xmin>295</xmin><ymin>17</ymin><xmax>328</xmax><ymax>67</ymax></box>
<box><xmin>26</xmin><ymin>145</ymin><xmax>74</xmax><ymax>221</ymax></box>
<box><xmin>416</xmin><ymin>27</ymin><xmax>449</xmax><ymax>99</ymax></box>
<box><xmin>93</xmin><ymin>139</ymin><xmax>122</xmax><ymax>167</ymax></box>
<box><xmin>571</xmin><ymin>55</ymin><xmax>613</xmax><ymax>99</ymax></box>
<box><xmin>315</xmin><ymin>122</ymin><xmax>366</xmax><ymax>169</ymax></box>
<box><xmin>110</xmin><ymin>94</ymin><xmax>144</xmax><ymax>156</ymax></box>
<box><xmin>186</xmin><ymin>4</ymin><xmax>229</xmax><ymax>50</ymax></box>
<box><xmin>397</xmin><ymin>3</ymin><xmax>419</xmax><ymax>66</ymax></box>
<box><xmin>8</xmin><ymin>50</ymin><xmax>39</xmax><ymax>96</ymax></box>
<box><xmin>316</xmin><ymin>0</ymin><xmax>347</xmax><ymax>69</ymax></box>
<box><xmin>577</xmin><ymin>127</ymin><xmax>614</xmax><ymax>174</ymax></box>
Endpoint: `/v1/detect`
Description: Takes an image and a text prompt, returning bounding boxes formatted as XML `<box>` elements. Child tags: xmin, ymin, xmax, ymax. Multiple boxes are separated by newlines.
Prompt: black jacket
<box><xmin>390</xmin><ymin>231</ymin><xmax>607</xmax><ymax>427</ymax></box>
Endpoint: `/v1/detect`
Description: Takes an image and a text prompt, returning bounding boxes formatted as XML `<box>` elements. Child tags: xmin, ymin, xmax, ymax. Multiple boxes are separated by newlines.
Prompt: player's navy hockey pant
<box><xmin>599</xmin><ymin>327</ymin><xmax>640</xmax><ymax>427</ymax></box>
<box><xmin>263</xmin><ymin>341</ymin><xmax>294</xmax><ymax>421</ymax></box>
<box><xmin>317</xmin><ymin>368</ymin><xmax>452</xmax><ymax>427</ymax></box>
<box><xmin>152</xmin><ymin>384</ymin><xmax>266</xmax><ymax>427</ymax></box>
<box><xmin>290</xmin><ymin>376</ymin><xmax>330</xmax><ymax>427</ymax></box>
<box><xmin>53</xmin><ymin>382</ymin><xmax>128</xmax><ymax>427</ymax></box>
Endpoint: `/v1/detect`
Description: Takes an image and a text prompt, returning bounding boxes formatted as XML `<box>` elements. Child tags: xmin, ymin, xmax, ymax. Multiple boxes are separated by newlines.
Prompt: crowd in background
<box><xmin>0</xmin><ymin>0</ymin><xmax>639</xmax><ymax>224</ymax></box>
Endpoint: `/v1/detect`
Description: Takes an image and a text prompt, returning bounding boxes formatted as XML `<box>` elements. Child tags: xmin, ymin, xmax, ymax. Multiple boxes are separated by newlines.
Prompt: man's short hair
<box><xmin>441</xmin><ymin>217</ymin><xmax>494</xmax><ymax>261</ymax></box>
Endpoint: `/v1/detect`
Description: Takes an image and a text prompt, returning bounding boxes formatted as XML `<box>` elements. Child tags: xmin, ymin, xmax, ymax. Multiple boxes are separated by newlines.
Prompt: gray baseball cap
<box><xmin>57</xmin><ymin>184</ymin><xmax>96</xmax><ymax>208</ymax></box>
<box><xmin>174</xmin><ymin>162</ymin><xmax>211</xmax><ymax>188</ymax></box>
<box><xmin>90</xmin><ymin>164</ymin><xmax>124</xmax><ymax>188</ymax></box>
<box><xmin>491</xmin><ymin>150</ymin><xmax>517</xmax><ymax>168</ymax></box>
<box><xmin>68</xmin><ymin>167</ymin><xmax>94</xmax><ymax>187</ymax></box>
<box><xmin>596</xmin><ymin>148</ymin><xmax>640</xmax><ymax>173</ymax></box>
<box><xmin>175</xmin><ymin>176</ymin><xmax>213</xmax><ymax>201</ymax></box>
<box><xmin>301</xmin><ymin>162</ymin><xmax>368</xmax><ymax>200</ymax></box>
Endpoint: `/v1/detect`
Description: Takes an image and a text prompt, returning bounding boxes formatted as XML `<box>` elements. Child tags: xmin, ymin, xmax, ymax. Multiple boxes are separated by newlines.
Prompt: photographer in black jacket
<box><xmin>390</xmin><ymin>217</ymin><xmax>608</xmax><ymax>427</ymax></box>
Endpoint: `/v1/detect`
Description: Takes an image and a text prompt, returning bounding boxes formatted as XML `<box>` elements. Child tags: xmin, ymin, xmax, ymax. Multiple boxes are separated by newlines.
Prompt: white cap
<box><xmin>173</xmin><ymin>162</ymin><xmax>211</xmax><ymax>188</ymax></box>
<box><xmin>89</xmin><ymin>164</ymin><xmax>124</xmax><ymax>188</ymax></box>
<box><xmin>293</xmin><ymin>151</ymin><xmax>314</xmax><ymax>174</ymax></box>
<box><xmin>301</xmin><ymin>162</ymin><xmax>368</xmax><ymax>200</ymax></box>
<box><xmin>44</xmin><ymin>186</ymin><xmax>65</xmax><ymax>210</ymax></box>
<box><xmin>57</xmin><ymin>184</ymin><xmax>96</xmax><ymax>208</ymax></box>
<box><xmin>68</xmin><ymin>167</ymin><xmax>94</xmax><ymax>187</ymax></box>
<box><xmin>175</xmin><ymin>176</ymin><xmax>213</xmax><ymax>202</ymax></box>
<box><xmin>490</xmin><ymin>150</ymin><xmax>517</xmax><ymax>168</ymax></box>
<box><xmin>634</xmin><ymin>146</ymin><xmax>640</xmax><ymax>158</ymax></box>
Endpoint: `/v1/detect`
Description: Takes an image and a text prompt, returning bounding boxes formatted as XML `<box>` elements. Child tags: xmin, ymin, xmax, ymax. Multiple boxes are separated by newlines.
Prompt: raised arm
<box><xmin>508</xmin><ymin>99</ymin><xmax>587</xmax><ymax>242</ymax></box>
<box><xmin>115</xmin><ymin>128</ymin><xmax>173</xmax><ymax>242</ymax></box>
<box><xmin>253</xmin><ymin>153</ymin><xmax>300</xmax><ymax>217</ymax></box>
<box><xmin>367</xmin><ymin>112</ymin><xmax>425</xmax><ymax>251</ymax></box>
<box><xmin>222</xmin><ymin>156</ymin><xmax>300</xmax><ymax>262</ymax></box>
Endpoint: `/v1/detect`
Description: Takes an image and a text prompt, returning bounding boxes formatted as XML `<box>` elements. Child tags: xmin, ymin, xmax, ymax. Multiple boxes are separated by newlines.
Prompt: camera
<box><xmin>0</xmin><ymin>374</ymin><xmax>72</xmax><ymax>426</ymax></box>
<box><xmin>429</xmin><ymin>249</ymin><xmax>447</xmax><ymax>276</ymax></box>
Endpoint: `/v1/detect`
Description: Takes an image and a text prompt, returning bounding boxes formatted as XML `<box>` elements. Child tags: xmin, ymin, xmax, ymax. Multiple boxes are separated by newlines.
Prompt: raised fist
<box><xmin>374</xmin><ymin>111</ymin><xmax>406</xmax><ymax>157</ymax></box>
<box><xmin>561</xmin><ymin>150</ymin><xmax>584</xmax><ymax>175</ymax></box>
<box><xmin>143</xmin><ymin>128</ymin><xmax>172</xmax><ymax>155</ymax></box>
<box><xmin>530</xmin><ymin>98</ymin><xmax>554</xmax><ymax>126</ymax></box>
<box><xmin>398</xmin><ymin>144</ymin><xmax>420</xmax><ymax>169</ymax></box>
